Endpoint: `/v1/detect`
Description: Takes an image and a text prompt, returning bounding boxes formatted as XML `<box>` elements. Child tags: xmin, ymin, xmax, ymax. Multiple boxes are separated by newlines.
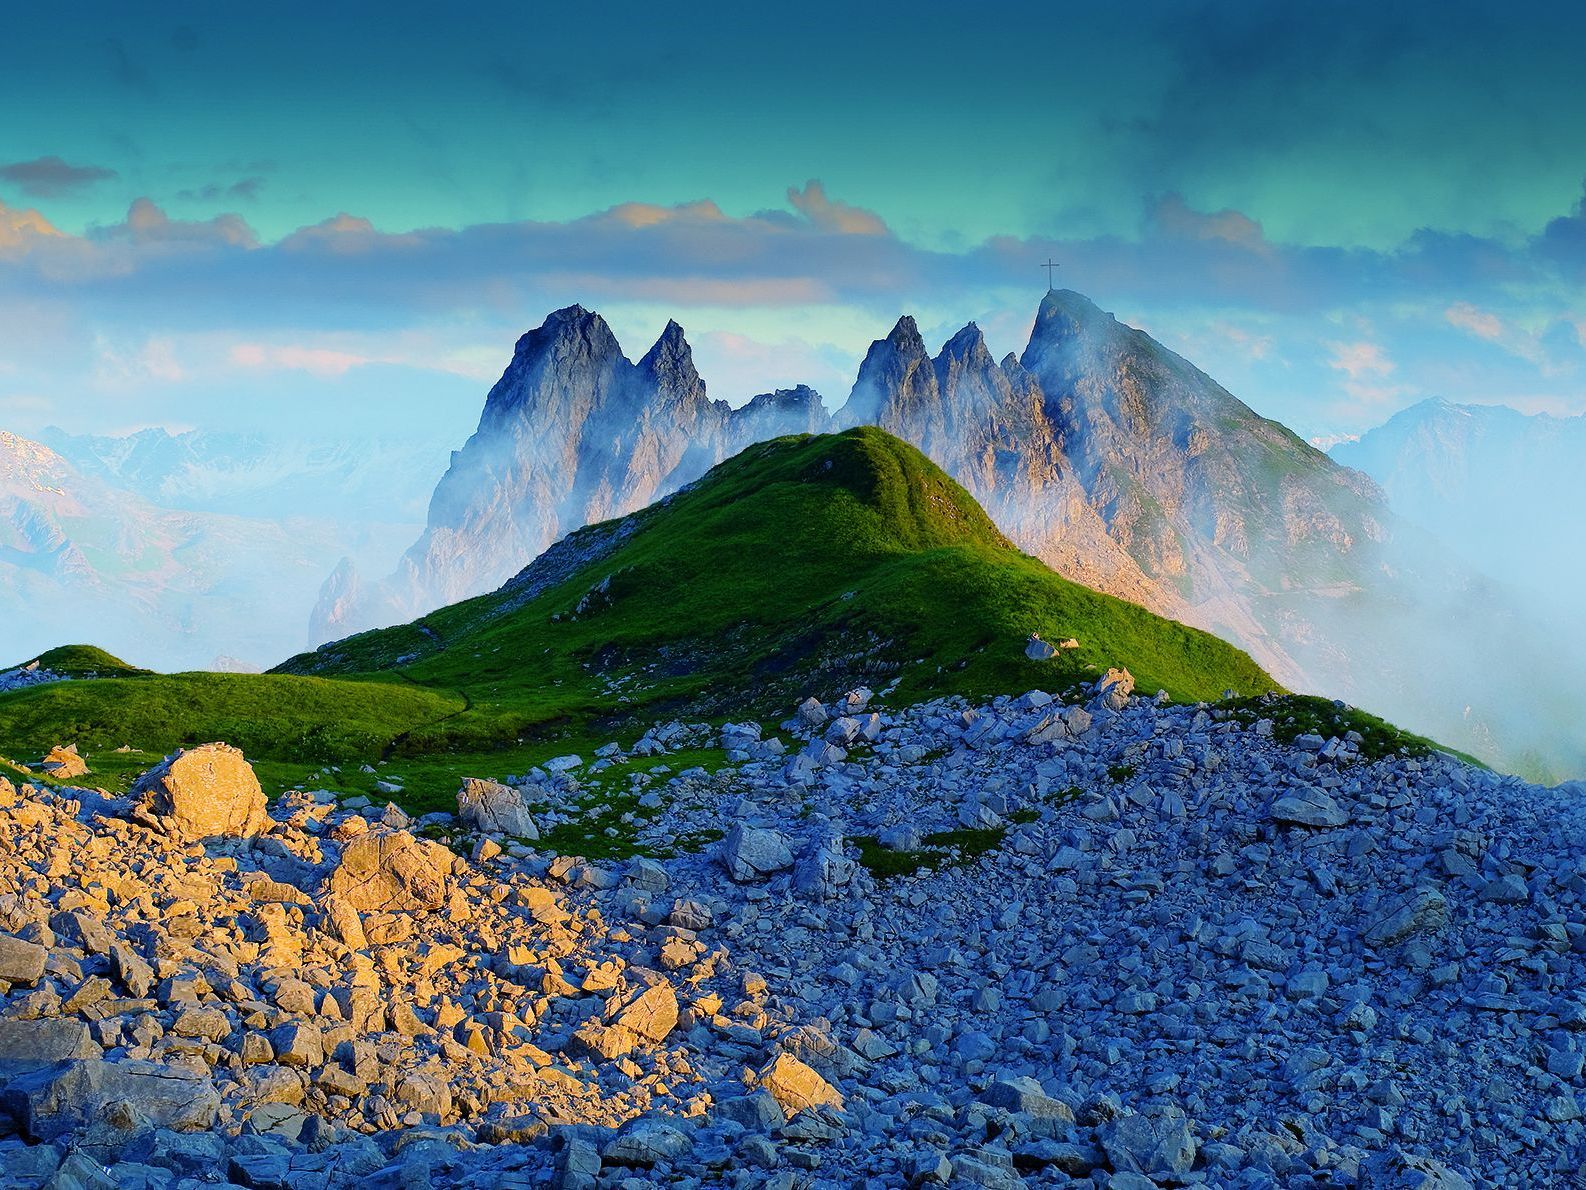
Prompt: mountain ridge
<box><xmin>309</xmin><ymin>292</ymin><xmax>1584</xmax><ymax>779</ymax></box>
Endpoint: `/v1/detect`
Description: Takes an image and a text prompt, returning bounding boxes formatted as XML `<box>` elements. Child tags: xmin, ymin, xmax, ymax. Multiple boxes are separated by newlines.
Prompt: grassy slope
<box><xmin>0</xmin><ymin>429</ymin><xmax>1280</xmax><ymax>805</ymax></box>
<box><xmin>9</xmin><ymin>644</ymin><xmax>149</xmax><ymax>677</ymax></box>
<box><xmin>278</xmin><ymin>428</ymin><xmax>1276</xmax><ymax>743</ymax></box>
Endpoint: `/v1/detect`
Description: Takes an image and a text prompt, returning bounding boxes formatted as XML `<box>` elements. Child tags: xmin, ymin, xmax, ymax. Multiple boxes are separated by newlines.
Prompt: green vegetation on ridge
<box><xmin>10</xmin><ymin>644</ymin><xmax>148</xmax><ymax>678</ymax></box>
<box><xmin>0</xmin><ymin>429</ymin><xmax>1279</xmax><ymax>792</ymax></box>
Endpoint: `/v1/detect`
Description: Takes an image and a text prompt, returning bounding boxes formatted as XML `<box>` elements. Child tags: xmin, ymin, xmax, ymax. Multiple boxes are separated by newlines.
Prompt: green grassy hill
<box><xmin>0</xmin><ymin>429</ymin><xmax>1279</xmax><ymax>803</ymax></box>
<box><xmin>9</xmin><ymin>644</ymin><xmax>149</xmax><ymax>677</ymax></box>
<box><xmin>277</xmin><ymin>428</ymin><xmax>1276</xmax><ymax>733</ymax></box>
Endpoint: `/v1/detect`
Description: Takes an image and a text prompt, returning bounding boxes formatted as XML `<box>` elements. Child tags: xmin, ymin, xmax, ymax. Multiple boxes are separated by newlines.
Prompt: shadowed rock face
<box><xmin>311</xmin><ymin>292</ymin><xmax>1579</xmax><ymax>776</ymax></box>
<box><xmin>320</xmin><ymin>309</ymin><xmax>838</xmax><ymax>635</ymax></box>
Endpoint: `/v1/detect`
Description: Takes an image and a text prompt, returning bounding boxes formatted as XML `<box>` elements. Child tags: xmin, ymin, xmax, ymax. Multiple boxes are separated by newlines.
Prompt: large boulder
<box><xmin>39</xmin><ymin>744</ymin><xmax>88</xmax><ymax>780</ymax></box>
<box><xmin>456</xmin><ymin>777</ymin><xmax>540</xmax><ymax>839</ymax></box>
<box><xmin>755</xmin><ymin>1053</ymin><xmax>843</xmax><ymax>1115</ymax></box>
<box><xmin>0</xmin><ymin>1059</ymin><xmax>219</xmax><ymax>1142</ymax></box>
<box><xmin>1363</xmin><ymin>887</ymin><xmax>1449</xmax><ymax>948</ymax></box>
<box><xmin>325</xmin><ymin>827</ymin><xmax>452</xmax><ymax>912</ymax></box>
<box><xmin>1094</xmin><ymin>668</ymin><xmax>1135</xmax><ymax>711</ymax></box>
<box><xmin>793</xmin><ymin>830</ymin><xmax>857</xmax><ymax>900</ymax></box>
<box><xmin>0</xmin><ymin>1020</ymin><xmax>100</xmax><ymax>1070</ymax></box>
<box><xmin>718</xmin><ymin>824</ymin><xmax>795</xmax><ymax>883</ymax></box>
<box><xmin>131</xmin><ymin>743</ymin><xmax>268</xmax><ymax>842</ymax></box>
<box><xmin>577</xmin><ymin>980</ymin><xmax>679</xmax><ymax>1059</ymax></box>
<box><xmin>1271</xmin><ymin>788</ymin><xmax>1349</xmax><ymax>828</ymax></box>
<box><xmin>0</xmin><ymin>934</ymin><xmax>47</xmax><ymax>985</ymax></box>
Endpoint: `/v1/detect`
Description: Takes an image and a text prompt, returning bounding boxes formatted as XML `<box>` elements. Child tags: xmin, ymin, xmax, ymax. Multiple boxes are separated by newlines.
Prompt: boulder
<box><xmin>1363</xmin><ymin>887</ymin><xmax>1448</xmax><ymax>948</ymax></box>
<box><xmin>980</xmin><ymin>1076</ymin><xmax>1075</xmax><ymax>1132</ymax></box>
<box><xmin>794</xmin><ymin>831</ymin><xmax>857</xmax><ymax>900</ymax></box>
<box><xmin>1100</xmin><ymin>1106</ymin><xmax>1197</xmax><ymax>1180</ymax></box>
<box><xmin>0</xmin><ymin>1020</ymin><xmax>100</xmax><ymax>1069</ymax></box>
<box><xmin>1025</xmin><ymin>635</ymin><xmax>1058</xmax><ymax>661</ymax></box>
<box><xmin>1094</xmin><ymin>668</ymin><xmax>1135</xmax><ymax>711</ymax></box>
<box><xmin>879</xmin><ymin>824</ymin><xmax>923</xmax><ymax>852</ymax></box>
<box><xmin>0</xmin><ymin>1059</ymin><xmax>219</xmax><ymax>1142</ymax></box>
<box><xmin>795</xmin><ymin>697</ymin><xmax>827</xmax><ymax>727</ymax></box>
<box><xmin>0</xmin><ymin>934</ymin><xmax>47</xmax><ymax>985</ymax></box>
<box><xmin>756</xmin><ymin>1053</ymin><xmax>843</xmax><ymax>1115</ymax></box>
<box><xmin>718</xmin><ymin>824</ymin><xmax>795</xmax><ymax>883</ymax></box>
<box><xmin>578</xmin><ymin>981</ymin><xmax>678</xmax><ymax>1059</ymax></box>
<box><xmin>131</xmin><ymin>743</ymin><xmax>268</xmax><ymax>842</ymax></box>
<box><xmin>457</xmin><ymin>777</ymin><xmax>540</xmax><ymax>839</ymax></box>
<box><xmin>1271</xmin><ymin>788</ymin><xmax>1349</xmax><ymax>828</ymax></box>
<box><xmin>325</xmin><ymin>827</ymin><xmax>452</xmax><ymax>912</ymax></box>
<box><xmin>39</xmin><ymin>744</ymin><xmax>88</xmax><ymax>780</ymax></box>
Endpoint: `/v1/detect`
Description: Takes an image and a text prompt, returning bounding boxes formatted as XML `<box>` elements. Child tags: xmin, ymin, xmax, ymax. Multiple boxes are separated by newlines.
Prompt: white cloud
<box><xmin>1327</xmin><ymin>340</ymin><xmax>1394</xmax><ymax>380</ymax></box>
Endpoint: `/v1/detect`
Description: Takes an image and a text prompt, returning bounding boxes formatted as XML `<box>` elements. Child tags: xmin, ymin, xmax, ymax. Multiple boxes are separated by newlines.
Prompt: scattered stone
<box><xmin>457</xmin><ymin>777</ymin><xmax>540</xmax><ymax>838</ymax></box>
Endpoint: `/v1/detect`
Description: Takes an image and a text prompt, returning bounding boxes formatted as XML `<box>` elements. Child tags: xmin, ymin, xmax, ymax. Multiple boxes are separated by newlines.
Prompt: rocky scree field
<box><xmin>0</xmin><ymin>668</ymin><xmax>1580</xmax><ymax>1187</ymax></box>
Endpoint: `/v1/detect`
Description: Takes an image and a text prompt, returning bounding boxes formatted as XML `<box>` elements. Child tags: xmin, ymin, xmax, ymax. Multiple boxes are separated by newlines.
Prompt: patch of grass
<box><xmin>0</xmin><ymin>672</ymin><xmax>463</xmax><ymax>767</ymax></box>
<box><xmin>1221</xmin><ymin>693</ymin><xmax>1487</xmax><ymax>768</ymax></box>
<box><xmin>853</xmin><ymin>825</ymin><xmax>1010</xmax><ymax>879</ymax></box>
<box><xmin>1008</xmin><ymin>807</ymin><xmax>1040</xmax><ymax>824</ymax></box>
<box><xmin>1107</xmin><ymin>763</ymin><xmax>1138</xmax><ymax>783</ymax></box>
<box><xmin>9</xmin><ymin>645</ymin><xmax>148</xmax><ymax>678</ymax></box>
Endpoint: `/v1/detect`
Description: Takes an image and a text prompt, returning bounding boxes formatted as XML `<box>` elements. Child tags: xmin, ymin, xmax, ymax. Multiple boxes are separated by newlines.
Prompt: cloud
<box><xmin>1149</xmin><ymin>193</ymin><xmax>1272</xmax><ymax>255</ymax></box>
<box><xmin>1445</xmin><ymin>302</ymin><xmax>1504</xmax><ymax>341</ymax></box>
<box><xmin>0</xmin><ymin>199</ymin><xmax>62</xmax><ymax>250</ymax></box>
<box><xmin>230</xmin><ymin>342</ymin><xmax>370</xmax><ymax>377</ymax></box>
<box><xmin>1327</xmin><ymin>340</ymin><xmax>1394</xmax><ymax>380</ymax></box>
<box><xmin>103</xmin><ymin>198</ymin><xmax>258</xmax><ymax>248</ymax></box>
<box><xmin>786</xmin><ymin>181</ymin><xmax>889</xmax><ymax>236</ymax></box>
<box><xmin>93</xmin><ymin>335</ymin><xmax>185</xmax><ymax>385</ymax></box>
<box><xmin>0</xmin><ymin>157</ymin><xmax>118</xmax><ymax>198</ymax></box>
<box><xmin>176</xmin><ymin>177</ymin><xmax>266</xmax><ymax>203</ymax></box>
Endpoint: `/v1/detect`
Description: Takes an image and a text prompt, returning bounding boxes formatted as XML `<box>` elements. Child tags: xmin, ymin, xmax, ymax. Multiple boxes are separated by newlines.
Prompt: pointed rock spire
<box><xmin>839</xmin><ymin>315</ymin><xmax>934</xmax><ymax>427</ymax></box>
<box><xmin>637</xmin><ymin>319</ymin><xmax>706</xmax><ymax>408</ymax></box>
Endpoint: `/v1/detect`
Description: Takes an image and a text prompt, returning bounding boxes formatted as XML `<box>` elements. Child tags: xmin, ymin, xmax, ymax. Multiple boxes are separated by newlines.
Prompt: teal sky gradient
<box><xmin>2</xmin><ymin>0</ymin><xmax>1584</xmax><ymax>444</ymax></box>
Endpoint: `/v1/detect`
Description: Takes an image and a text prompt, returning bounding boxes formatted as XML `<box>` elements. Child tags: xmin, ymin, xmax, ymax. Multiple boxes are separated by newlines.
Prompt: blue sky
<box><xmin>2</xmin><ymin>0</ymin><xmax>1584</xmax><ymax>445</ymax></box>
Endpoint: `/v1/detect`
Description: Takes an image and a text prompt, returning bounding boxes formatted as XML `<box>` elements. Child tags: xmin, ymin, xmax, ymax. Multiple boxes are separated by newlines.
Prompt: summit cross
<box><xmin>1043</xmin><ymin>259</ymin><xmax>1060</xmax><ymax>290</ymax></box>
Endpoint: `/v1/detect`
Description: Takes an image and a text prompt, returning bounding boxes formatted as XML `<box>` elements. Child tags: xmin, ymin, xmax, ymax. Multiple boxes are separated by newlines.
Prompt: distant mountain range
<box><xmin>319</xmin><ymin>292</ymin><xmax>1584</xmax><ymax>780</ymax></box>
<box><xmin>39</xmin><ymin>426</ymin><xmax>444</xmax><ymax>524</ymax></box>
<box><xmin>0</xmin><ymin>429</ymin><xmax>436</xmax><ymax>670</ymax></box>
<box><xmin>1332</xmin><ymin>398</ymin><xmax>1586</xmax><ymax>606</ymax></box>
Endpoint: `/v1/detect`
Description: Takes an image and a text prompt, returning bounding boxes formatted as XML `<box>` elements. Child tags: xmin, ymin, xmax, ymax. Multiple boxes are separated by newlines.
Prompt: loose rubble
<box><xmin>1</xmin><ymin>673</ymin><xmax>1583</xmax><ymax>1187</ymax></box>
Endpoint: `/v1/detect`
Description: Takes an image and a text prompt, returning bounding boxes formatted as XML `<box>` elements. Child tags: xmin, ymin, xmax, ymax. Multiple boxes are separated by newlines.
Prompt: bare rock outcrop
<box><xmin>130</xmin><ymin>742</ymin><xmax>267</xmax><ymax>841</ymax></box>
<box><xmin>457</xmin><ymin>777</ymin><xmax>539</xmax><ymax>839</ymax></box>
<box><xmin>37</xmin><ymin>745</ymin><xmax>87</xmax><ymax>781</ymax></box>
<box><xmin>325</xmin><ymin>826</ymin><xmax>453</xmax><ymax>912</ymax></box>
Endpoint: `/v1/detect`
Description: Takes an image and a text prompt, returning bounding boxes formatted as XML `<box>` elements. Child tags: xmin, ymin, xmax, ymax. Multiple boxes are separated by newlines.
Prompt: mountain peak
<box><xmin>639</xmin><ymin>318</ymin><xmax>693</xmax><ymax>366</ymax></box>
<box><xmin>886</xmin><ymin>315</ymin><xmax>927</xmax><ymax>354</ymax></box>
<box><xmin>1029</xmin><ymin>287</ymin><xmax>1115</xmax><ymax>343</ymax></box>
<box><xmin>637</xmin><ymin>318</ymin><xmax>704</xmax><ymax>405</ymax></box>
<box><xmin>939</xmin><ymin>321</ymin><xmax>989</xmax><ymax>365</ymax></box>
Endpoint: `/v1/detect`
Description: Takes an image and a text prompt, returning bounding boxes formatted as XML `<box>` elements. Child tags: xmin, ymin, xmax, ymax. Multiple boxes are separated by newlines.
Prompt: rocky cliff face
<box><xmin>840</xmin><ymin>313</ymin><xmax>1189</xmax><ymax>625</ymax></box>
<box><xmin>316</xmin><ymin>294</ymin><xmax>1583</xmax><ymax>778</ymax></box>
<box><xmin>323</xmin><ymin>309</ymin><xmax>838</xmax><ymax>635</ymax></box>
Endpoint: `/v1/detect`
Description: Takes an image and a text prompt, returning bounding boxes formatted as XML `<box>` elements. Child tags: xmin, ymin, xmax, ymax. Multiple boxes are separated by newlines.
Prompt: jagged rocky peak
<box><xmin>841</xmin><ymin>314</ymin><xmax>938</xmax><ymax>429</ymax></box>
<box><xmin>1026</xmin><ymin>286</ymin><xmax>1117</xmax><ymax>347</ymax></box>
<box><xmin>479</xmin><ymin>303</ymin><xmax>630</xmax><ymax>431</ymax></box>
<box><xmin>938</xmin><ymin>320</ymin><xmax>991</xmax><ymax>366</ymax></box>
<box><xmin>729</xmin><ymin>385</ymin><xmax>832</xmax><ymax>444</ymax></box>
<box><xmin>635</xmin><ymin>318</ymin><xmax>712</xmax><ymax>413</ymax></box>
